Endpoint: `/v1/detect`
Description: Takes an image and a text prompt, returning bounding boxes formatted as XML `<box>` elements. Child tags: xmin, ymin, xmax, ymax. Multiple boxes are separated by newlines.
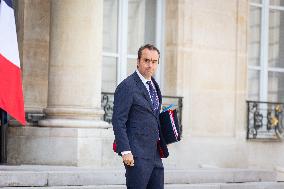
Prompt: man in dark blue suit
<box><xmin>112</xmin><ymin>44</ymin><xmax>169</xmax><ymax>189</ymax></box>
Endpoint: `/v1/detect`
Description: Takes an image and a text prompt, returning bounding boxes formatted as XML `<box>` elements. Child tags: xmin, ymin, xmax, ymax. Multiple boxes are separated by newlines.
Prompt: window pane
<box><xmin>268</xmin><ymin>72</ymin><xmax>284</xmax><ymax>102</ymax></box>
<box><xmin>103</xmin><ymin>0</ymin><xmax>118</xmax><ymax>53</ymax></box>
<box><xmin>102</xmin><ymin>57</ymin><xmax>117</xmax><ymax>92</ymax></box>
<box><xmin>127</xmin><ymin>58</ymin><xmax>137</xmax><ymax>76</ymax></box>
<box><xmin>248</xmin><ymin>70</ymin><xmax>260</xmax><ymax>100</ymax></box>
<box><xmin>268</xmin><ymin>9</ymin><xmax>284</xmax><ymax>68</ymax></box>
<box><xmin>128</xmin><ymin>0</ymin><xmax>157</xmax><ymax>55</ymax></box>
<box><xmin>270</xmin><ymin>0</ymin><xmax>284</xmax><ymax>7</ymax></box>
<box><xmin>249</xmin><ymin>6</ymin><xmax>261</xmax><ymax>66</ymax></box>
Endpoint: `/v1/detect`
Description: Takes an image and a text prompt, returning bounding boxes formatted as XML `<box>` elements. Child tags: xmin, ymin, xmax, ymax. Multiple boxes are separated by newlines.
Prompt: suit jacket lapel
<box><xmin>132</xmin><ymin>72</ymin><xmax>155</xmax><ymax>113</ymax></box>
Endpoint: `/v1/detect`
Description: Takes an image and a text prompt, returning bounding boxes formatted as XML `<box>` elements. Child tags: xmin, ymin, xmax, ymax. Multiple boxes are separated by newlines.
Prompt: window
<box><xmin>248</xmin><ymin>0</ymin><xmax>284</xmax><ymax>102</ymax></box>
<box><xmin>102</xmin><ymin>0</ymin><xmax>165</xmax><ymax>92</ymax></box>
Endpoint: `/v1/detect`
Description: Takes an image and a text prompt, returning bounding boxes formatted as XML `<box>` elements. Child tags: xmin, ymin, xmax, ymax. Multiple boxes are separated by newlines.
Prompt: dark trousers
<box><xmin>125</xmin><ymin>149</ymin><xmax>164</xmax><ymax>189</ymax></box>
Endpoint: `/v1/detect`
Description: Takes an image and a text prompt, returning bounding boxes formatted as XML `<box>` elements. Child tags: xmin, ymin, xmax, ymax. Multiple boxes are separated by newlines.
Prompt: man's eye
<box><xmin>145</xmin><ymin>59</ymin><xmax>150</xmax><ymax>63</ymax></box>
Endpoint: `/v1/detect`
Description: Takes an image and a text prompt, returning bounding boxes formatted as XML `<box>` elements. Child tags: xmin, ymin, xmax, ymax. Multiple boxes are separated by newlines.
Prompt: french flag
<box><xmin>0</xmin><ymin>0</ymin><xmax>26</xmax><ymax>125</ymax></box>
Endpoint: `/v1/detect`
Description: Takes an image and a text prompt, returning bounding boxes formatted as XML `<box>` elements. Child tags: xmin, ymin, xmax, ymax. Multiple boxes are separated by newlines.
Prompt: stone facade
<box><xmin>7</xmin><ymin>0</ymin><xmax>284</xmax><ymax>170</ymax></box>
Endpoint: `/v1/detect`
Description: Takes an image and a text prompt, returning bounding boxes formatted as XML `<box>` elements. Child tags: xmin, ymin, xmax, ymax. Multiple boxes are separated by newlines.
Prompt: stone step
<box><xmin>0</xmin><ymin>165</ymin><xmax>277</xmax><ymax>187</ymax></box>
<box><xmin>2</xmin><ymin>182</ymin><xmax>284</xmax><ymax>189</ymax></box>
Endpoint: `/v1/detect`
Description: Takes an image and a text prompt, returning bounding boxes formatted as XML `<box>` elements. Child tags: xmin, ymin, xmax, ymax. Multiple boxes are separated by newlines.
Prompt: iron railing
<box><xmin>247</xmin><ymin>100</ymin><xmax>284</xmax><ymax>141</ymax></box>
<box><xmin>101</xmin><ymin>92</ymin><xmax>183</xmax><ymax>133</ymax></box>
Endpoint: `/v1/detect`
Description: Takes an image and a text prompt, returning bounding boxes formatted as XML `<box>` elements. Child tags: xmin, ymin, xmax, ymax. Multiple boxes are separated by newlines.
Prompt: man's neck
<box><xmin>136</xmin><ymin>69</ymin><xmax>151</xmax><ymax>81</ymax></box>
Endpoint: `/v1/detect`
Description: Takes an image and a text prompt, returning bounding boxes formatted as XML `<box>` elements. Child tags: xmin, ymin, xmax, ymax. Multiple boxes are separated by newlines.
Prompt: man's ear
<box><xmin>137</xmin><ymin>58</ymin><xmax>139</xmax><ymax>68</ymax></box>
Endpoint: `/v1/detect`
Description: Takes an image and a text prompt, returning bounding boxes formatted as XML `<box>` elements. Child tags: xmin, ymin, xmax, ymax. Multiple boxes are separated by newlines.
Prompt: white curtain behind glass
<box><xmin>127</xmin><ymin>0</ymin><xmax>157</xmax><ymax>76</ymax></box>
<box><xmin>102</xmin><ymin>0</ymin><xmax>118</xmax><ymax>92</ymax></box>
<box><xmin>102</xmin><ymin>0</ymin><xmax>158</xmax><ymax>92</ymax></box>
<box><xmin>268</xmin><ymin>7</ymin><xmax>284</xmax><ymax>102</ymax></box>
<box><xmin>248</xmin><ymin>6</ymin><xmax>261</xmax><ymax>100</ymax></box>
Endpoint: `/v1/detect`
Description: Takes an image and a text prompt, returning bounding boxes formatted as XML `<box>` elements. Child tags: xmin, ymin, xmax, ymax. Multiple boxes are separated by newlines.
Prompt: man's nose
<box><xmin>149</xmin><ymin>60</ymin><xmax>155</xmax><ymax>66</ymax></box>
<box><xmin>148</xmin><ymin>63</ymin><xmax>153</xmax><ymax>68</ymax></box>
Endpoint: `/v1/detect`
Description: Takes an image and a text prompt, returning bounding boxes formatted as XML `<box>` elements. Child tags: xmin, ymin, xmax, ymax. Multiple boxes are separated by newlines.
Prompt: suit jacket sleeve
<box><xmin>112</xmin><ymin>82</ymin><xmax>133</xmax><ymax>154</ymax></box>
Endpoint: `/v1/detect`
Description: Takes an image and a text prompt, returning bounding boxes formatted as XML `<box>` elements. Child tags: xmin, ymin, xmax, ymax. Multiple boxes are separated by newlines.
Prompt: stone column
<box><xmin>8</xmin><ymin>0</ymin><xmax>117</xmax><ymax>167</ymax></box>
<box><xmin>14</xmin><ymin>0</ymin><xmax>50</xmax><ymax>126</ymax></box>
<box><xmin>39</xmin><ymin>0</ymin><xmax>108</xmax><ymax>128</ymax></box>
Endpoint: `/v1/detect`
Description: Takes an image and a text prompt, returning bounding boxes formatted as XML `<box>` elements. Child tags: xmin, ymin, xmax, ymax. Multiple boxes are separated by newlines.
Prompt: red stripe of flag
<box><xmin>0</xmin><ymin>53</ymin><xmax>25</xmax><ymax>125</ymax></box>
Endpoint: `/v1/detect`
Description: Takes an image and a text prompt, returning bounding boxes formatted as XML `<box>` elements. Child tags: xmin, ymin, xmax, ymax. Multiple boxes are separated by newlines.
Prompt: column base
<box><xmin>38</xmin><ymin>107</ymin><xmax>110</xmax><ymax>128</ymax></box>
<box><xmin>39</xmin><ymin>118</ymin><xmax>110</xmax><ymax>128</ymax></box>
<box><xmin>7</xmin><ymin>126</ymin><xmax>122</xmax><ymax>168</ymax></box>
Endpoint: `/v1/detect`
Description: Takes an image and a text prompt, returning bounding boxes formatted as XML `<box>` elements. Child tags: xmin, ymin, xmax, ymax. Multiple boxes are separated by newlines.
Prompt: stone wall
<box><xmin>162</xmin><ymin>0</ymin><xmax>282</xmax><ymax>169</ymax></box>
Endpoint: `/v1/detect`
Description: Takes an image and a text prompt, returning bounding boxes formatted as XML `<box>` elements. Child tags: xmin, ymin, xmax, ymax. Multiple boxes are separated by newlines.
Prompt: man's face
<box><xmin>137</xmin><ymin>49</ymin><xmax>159</xmax><ymax>80</ymax></box>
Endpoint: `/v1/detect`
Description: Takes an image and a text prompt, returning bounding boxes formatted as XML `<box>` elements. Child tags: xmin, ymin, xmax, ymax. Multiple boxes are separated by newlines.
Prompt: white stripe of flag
<box><xmin>0</xmin><ymin>0</ymin><xmax>20</xmax><ymax>67</ymax></box>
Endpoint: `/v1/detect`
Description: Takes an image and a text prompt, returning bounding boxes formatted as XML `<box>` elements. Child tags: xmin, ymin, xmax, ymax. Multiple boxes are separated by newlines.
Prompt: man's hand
<box><xmin>122</xmin><ymin>153</ymin><xmax>134</xmax><ymax>166</ymax></box>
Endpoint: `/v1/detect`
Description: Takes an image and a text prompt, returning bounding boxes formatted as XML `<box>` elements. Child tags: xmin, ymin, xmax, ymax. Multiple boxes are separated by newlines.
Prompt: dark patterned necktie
<box><xmin>146</xmin><ymin>81</ymin><xmax>159</xmax><ymax>111</ymax></box>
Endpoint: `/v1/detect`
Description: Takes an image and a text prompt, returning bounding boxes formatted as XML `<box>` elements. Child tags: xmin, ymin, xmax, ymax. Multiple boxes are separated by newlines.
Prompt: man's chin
<box><xmin>146</xmin><ymin>72</ymin><xmax>154</xmax><ymax>77</ymax></box>
<box><xmin>146</xmin><ymin>75</ymin><xmax>153</xmax><ymax>79</ymax></box>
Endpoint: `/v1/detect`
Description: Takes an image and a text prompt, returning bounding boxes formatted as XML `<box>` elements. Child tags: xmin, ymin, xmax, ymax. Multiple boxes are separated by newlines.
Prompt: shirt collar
<box><xmin>136</xmin><ymin>69</ymin><xmax>151</xmax><ymax>85</ymax></box>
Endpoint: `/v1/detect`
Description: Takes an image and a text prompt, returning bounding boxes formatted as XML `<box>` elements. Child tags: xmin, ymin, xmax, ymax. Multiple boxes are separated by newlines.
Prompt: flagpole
<box><xmin>0</xmin><ymin>108</ymin><xmax>8</xmax><ymax>164</ymax></box>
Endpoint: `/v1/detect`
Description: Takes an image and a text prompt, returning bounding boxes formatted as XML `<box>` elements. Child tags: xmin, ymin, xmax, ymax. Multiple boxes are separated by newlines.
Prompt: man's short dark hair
<box><xmin>137</xmin><ymin>44</ymin><xmax>160</xmax><ymax>60</ymax></box>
